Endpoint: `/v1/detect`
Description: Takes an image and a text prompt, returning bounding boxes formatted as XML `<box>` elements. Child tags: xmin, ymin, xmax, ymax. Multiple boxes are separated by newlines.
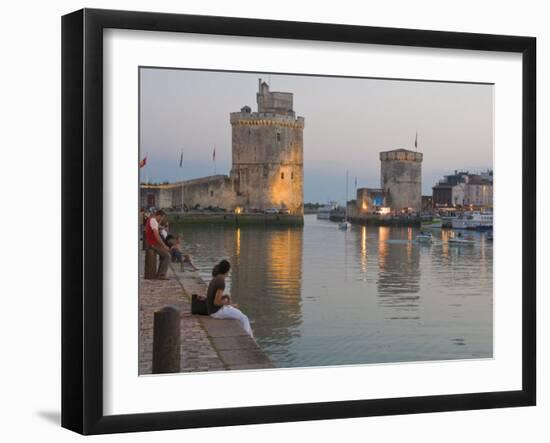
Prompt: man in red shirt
<box><xmin>145</xmin><ymin>210</ymin><xmax>171</xmax><ymax>279</ymax></box>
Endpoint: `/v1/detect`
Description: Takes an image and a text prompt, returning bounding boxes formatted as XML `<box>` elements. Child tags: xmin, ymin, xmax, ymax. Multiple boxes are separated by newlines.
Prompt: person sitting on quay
<box><xmin>206</xmin><ymin>260</ymin><xmax>254</xmax><ymax>338</ymax></box>
<box><xmin>164</xmin><ymin>234</ymin><xmax>198</xmax><ymax>271</ymax></box>
<box><xmin>145</xmin><ymin>210</ymin><xmax>171</xmax><ymax>280</ymax></box>
<box><xmin>159</xmin><ymin>220</ymin><xmax>169</xmax><ymax>241</ymax></box>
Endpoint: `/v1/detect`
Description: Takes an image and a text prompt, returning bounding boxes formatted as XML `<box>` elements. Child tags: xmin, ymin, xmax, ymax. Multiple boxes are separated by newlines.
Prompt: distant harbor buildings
<box><xmin>432</xmin><ymin>170</ymin><xmax>493</xmax><ymax>208</ymax></box>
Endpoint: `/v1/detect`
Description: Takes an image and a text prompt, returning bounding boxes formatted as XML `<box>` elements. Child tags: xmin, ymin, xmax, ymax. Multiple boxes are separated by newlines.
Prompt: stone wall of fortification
<box><xmin>380</xmin><ymin>151</ymin><xmax>423</xmax><ymax>212</ymax></box>
<box><xmin>230</xmin><ymin>111</ymin><xmax>304</xmax><ymax>213</ymax></box>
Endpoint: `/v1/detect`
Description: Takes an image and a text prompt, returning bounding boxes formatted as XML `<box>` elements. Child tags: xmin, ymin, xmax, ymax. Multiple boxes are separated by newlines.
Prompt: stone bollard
<box><xmin>152</xmin><ymin>306</ymin><xmax>181</xmax><ymax>374</ymax></box>
<box><xmin>144</xmin><ymin>248</ymin><xmax>157</xmax><ymax>279</ymax></box>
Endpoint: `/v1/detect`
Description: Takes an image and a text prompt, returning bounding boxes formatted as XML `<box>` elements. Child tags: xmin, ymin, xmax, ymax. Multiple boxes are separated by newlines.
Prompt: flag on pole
<box><xmin>414</xmin><ymin>132</ymin><xmax>418</xmax><ymax>150</ymax></box>
<box><xmin>179</xmin><ymin>151</ymin><xmax>183</xmax><ymax>168</ymax></box>
<box><xmin>139</xmin><ymin>156</ymin><xmax>147</xmax><ymax>168</ymax></box>
<box><xmin>354</xmin><ymin>176</ymin><xmax>357</xmax><ymax>189</ymax></box>
<box><xmin>213</xmin><ymin>147</ymin><xmax>216</xmax><ymax>162</ymax></box>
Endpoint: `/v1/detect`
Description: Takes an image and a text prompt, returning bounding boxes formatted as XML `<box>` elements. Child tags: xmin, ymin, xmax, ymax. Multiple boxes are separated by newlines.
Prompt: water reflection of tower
<box><xmin>376</xmin><ymin>226</ymin><xmax>421</xmax><ymax>314</ymax></box>
<box><xmin>230</xmin><ymin>227</ymin><xmax>303</xmax><ymax>355</ymax></box>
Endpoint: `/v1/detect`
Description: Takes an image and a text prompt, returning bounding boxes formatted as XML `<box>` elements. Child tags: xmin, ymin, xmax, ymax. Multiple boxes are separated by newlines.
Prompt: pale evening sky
<box><xmin>139</xmin><ymin>68</ymin><xmax>493</xmax><ymax>204</ymax></box>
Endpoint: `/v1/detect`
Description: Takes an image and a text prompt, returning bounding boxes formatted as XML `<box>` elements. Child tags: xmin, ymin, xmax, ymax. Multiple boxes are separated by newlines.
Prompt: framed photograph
<box><xmin>61</xmin><ymin>8</ymin><xmax>536</xmax><ymax>435</ymax></box>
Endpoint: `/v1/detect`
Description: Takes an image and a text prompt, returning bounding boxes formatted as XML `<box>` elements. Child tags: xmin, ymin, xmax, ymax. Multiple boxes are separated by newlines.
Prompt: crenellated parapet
<box><xmin>380</xmin><ymin>149</ymin><xmax>423</xmax><ymax>162</ymax></box>
<box><xmin>230</xmin><ymin>112</ymin><xmax>305</xmax><ymax>129</ymax></box>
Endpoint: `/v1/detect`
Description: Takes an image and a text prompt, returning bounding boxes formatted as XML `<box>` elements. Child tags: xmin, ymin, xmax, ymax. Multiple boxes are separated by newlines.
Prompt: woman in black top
<box><xmin>206</xmin><ymin>260</ymin><xmax>254</xmax><ymax>337</ymax></box>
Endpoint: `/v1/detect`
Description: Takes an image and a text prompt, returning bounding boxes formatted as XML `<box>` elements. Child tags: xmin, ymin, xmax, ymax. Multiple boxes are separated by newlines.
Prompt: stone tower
<box><xmin>230</xmin><ymin>80</ymin><xmax>304</xmax><ymax>213</ymax></box>
<box><xmin>380</xmin><ymin>148</ymin><xmax>423</xmax><ymax>212</ymax></box>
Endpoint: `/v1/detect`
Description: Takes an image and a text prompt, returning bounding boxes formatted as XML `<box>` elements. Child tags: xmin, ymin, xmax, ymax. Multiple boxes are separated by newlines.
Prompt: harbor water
<box><xmin>173</xmin><ymin>214</ymin><xmax>493</xmax><ymax>368</ymax></box>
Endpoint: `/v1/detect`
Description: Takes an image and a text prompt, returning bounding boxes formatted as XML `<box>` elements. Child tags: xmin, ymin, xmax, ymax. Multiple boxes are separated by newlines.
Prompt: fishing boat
<box><xmin>416</xmin><ymin>231</ymin><xmax>433</xmax><ymax>243</ymax></box>
<box><xmin>338</xmin><ymin>171</ymin><xmax>351</xmax><ymax>230</ymax></box>
<box><xmin>421</xmin><ymin>217</ymin><xmax>442</xmax><ymax>229</ymax></box>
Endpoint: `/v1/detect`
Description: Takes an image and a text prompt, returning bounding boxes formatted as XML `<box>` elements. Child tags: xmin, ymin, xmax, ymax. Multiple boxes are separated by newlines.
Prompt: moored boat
<box><xmin>338</xmin><ymin>221</ymin><xmax>351</xmax><ymax>230</ymax></box>
<box><xmin>338</xmin><ymin>171</ymin><xmax>351</xmax><ymax>230</ymax></box>
<box><xmin>416</xmin><ymin>232</ymin><xmax>433</xmax><ymax>243</ymax></box>
<box><xmin>451</xmin><ymin>217</ymin><xmax>469</xmax><ymax>229</ymax></box>
<box><xmin>466</xmin><ymin>212</ymin><xmax>493</xmax><ymax>230</ymax></box>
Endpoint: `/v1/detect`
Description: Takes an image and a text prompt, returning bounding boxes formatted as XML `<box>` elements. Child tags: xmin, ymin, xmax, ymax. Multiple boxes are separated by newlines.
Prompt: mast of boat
<box><xmin>345</xmin><ymin>170</ymin><xmax>349</xmax><ymax>221</ymax></box>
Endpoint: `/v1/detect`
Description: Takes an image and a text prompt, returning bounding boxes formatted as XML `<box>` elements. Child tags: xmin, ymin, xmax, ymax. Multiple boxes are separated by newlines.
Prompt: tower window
<box><xmin>277</xmin><ymin>132</ymin><xmax>281</xmax><ymax>142</ymax></box>
<box><xmin>210</xmin><ymin>190</ymin><xmax>214</xmax><ymax>197</ymax></box>
<box><xmin>281</xmin><ymin>172</ymin><xmax>284</xmax><ymax>180</ymax></box>
<box><xmin>291</xmin><ymin>172</ymin><xmax>294</xmax><ymax>180</ymax></box>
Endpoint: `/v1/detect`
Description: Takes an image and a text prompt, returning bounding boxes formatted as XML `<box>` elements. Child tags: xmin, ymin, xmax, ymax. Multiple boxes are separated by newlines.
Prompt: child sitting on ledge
<box><xmin>164</xmin><ymin>234</ymin><xmax>198</xmax><ymax>271</ymax></box>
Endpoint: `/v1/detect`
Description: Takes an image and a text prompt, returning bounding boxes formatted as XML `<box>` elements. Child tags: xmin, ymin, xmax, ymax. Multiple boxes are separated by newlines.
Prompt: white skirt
<box><xmin>211</xmin><ymin>305</ymin><xmax>254</xmax><ymax>338</ymax></box>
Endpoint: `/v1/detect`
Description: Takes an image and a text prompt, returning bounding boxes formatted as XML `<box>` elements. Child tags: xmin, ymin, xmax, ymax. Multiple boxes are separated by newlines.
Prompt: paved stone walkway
<box><xmin>139</xmin><ymin>252</ymin><xmax>273</xmax><ymax>374</ymax></box>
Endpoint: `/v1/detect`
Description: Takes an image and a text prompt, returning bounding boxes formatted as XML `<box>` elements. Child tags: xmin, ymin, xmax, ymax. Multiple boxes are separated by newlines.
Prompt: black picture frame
<box><xmin>62</xmin><ymin>8</ymin><xmax>536</xmax><ymax>435</ymax></box>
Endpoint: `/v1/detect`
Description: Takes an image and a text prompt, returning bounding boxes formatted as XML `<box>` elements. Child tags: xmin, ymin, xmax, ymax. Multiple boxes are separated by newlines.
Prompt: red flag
<box><xmin>139</xmin><ymin>157</ymin><xmax>147</xmax><ymax>168</ymax></box>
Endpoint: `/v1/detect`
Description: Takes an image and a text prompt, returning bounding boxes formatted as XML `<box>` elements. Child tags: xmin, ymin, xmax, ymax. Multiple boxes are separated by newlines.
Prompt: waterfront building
<box><xmin>140</xmin><ymin>80</ymin><xmax>305</xmax><ymax>214</ymax></box>
<box><xmin>356</xmin><ymin>188</ymin><xmax>386</xmax><ymax>214</ymax></box>
<box><xmin>432</xmin><ymin>170</ymin><xmax>493</xmax><ymax>208</ymax></box>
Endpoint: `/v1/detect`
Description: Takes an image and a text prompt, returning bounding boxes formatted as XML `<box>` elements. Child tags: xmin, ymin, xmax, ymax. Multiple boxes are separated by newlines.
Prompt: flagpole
<box><xmin>145</xmin><ymin>151</ymin><xmax>149</xmax><ymax>184</ymax></box>
<box><xmin>180</xmin><ymin>150</ymin><xmax>184</xmax><ymax>213</ymax></box>
<box><xmin>213</xmin><ymin>144</ymin><xmax>217</xmax><ymax>175</ymax></box>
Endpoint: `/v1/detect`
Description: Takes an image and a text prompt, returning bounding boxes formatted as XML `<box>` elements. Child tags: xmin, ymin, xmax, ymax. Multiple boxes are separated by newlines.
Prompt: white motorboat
<box><xmin>416</xmin><ymin>232</ymin><xmax>433</xmax><ymax>243</ymax></box>
<box><xmin>338</xmin><ymin>221</ymin><xmax>351</xmax><ymax>230</ymax></box>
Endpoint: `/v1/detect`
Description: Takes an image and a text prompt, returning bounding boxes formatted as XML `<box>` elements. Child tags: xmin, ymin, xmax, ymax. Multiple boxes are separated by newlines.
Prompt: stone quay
<box><xmin>139</xmin><ymin>251</ymin><xmax>274</xmax><ymax>374</ymax></box>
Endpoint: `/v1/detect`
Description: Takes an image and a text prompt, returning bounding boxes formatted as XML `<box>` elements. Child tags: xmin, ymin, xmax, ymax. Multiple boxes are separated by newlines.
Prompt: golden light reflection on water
<box><xmin>378</xmin><ymin>226</ymin><xmax>389</xmax><ymax>272</ymax></box>
<box><xmin>440</xmin><ymin>228</ymin><xmax>451</xmax><ymax>259</ymax></box>
<box><xmin>407</xmin><ymin>227</ymin><xmax>413</xmax><ymax>260</ymax></box>
<box><xmin>267</xmin><ymin>228</ymin><xmax>303</xmax><ymax>295</ymax></box>
<box><xmin>235</xmin><ymin>227</ymin><xmax>241</xmax><ymax>257</ymax></box>
<box><xmin>360</xmin><ymin>225</ymin><xmax>368</xmax><ymax>274</ymax></box>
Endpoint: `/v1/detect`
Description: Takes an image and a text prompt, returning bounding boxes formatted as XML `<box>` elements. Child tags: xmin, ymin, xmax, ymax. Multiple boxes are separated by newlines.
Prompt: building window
<box><xmin>210</xmin><ymin>190</ymin><xmax>214</xmax><ymax>197</ymax></box>
<box><xmin>277</xmin><ymin>132</ymin><xmax>281</xmax><ymax>142</ymax></box>
<box><xmin>281</xmin><ymin>172</ymin><xmax>284</xmax><ymax>180</ymax></box>
<box><xmin>291</xmin><ymin>172</ymin><xmax>294</xmax><ymax>180</ymax></box>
